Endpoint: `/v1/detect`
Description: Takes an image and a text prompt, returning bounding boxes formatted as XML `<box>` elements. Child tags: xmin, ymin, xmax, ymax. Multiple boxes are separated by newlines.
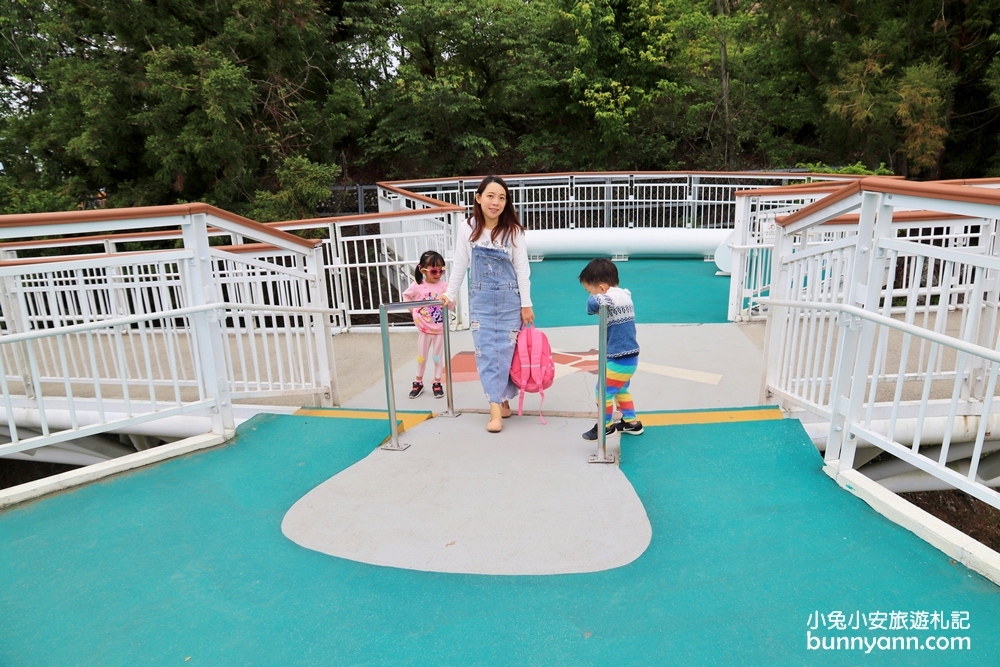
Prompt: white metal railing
<box><xmin>0</xmin><ymin>304</ymin><xmax>226</xmax><ymax>456</ymax></box>
<box><xmin>729</xmin><ymin>188</ymin><xmax>995</xmax><ymax>321</ymax></box>
<box><xmin>727</xmin><ymin>188</ymin><xmax>838</xmax><ymax>320</ymax></box>
<box><xmin>0</xmin><ymin>208</ymin><xmax>343</xmax><ymax>456</ymax></box>
<box><xmin>394</xmin><ymin>172</ymin><xmax>846</xmax><ymax>231</ymax></box>
<box><xmin>0</xmin><ymin>300</ymin><xmax>340</xmax><ymax>456</ymax></box>
<box><xmin>330</xmin><ymin>212</ymin><xmax>456</xmax><ymax>328</ymax></box>
<box><xmin>219</xmin><ymin>303</ymin><xmax>337</xmax><ymax>402</ymax></box>
<box><xmin>0</xmin><ymin>172</ymin><xmax>860</xmax><ymax>330</ymax></box>
<box><xmin>762</xmin><ymin>184</ymin><xmax>1000</xmax><ymax>506</ymax></box>
<box><xmin>762</xmin><ymin>235</ymin><xmax>858</xmax><ymax>414</ymax></box>
<box><xmin>764</xmin><ymin>298</ymin><xmax>1000</xmax><ymax>508</ymax></box>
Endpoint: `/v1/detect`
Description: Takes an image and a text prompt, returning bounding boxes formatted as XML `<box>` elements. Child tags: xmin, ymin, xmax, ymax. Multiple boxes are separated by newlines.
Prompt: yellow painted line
<box><xmin>293</xmin><ymin>409</ymin><xmax>432</xmax><ymax>433</ymax></box>
<box><xmin>639</xmin><ymin>407</ymin><xmax>783</xmax><ymax>427</ymax></box>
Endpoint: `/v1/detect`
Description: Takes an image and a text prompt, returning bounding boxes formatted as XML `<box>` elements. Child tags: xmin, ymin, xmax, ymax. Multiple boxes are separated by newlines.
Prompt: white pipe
<box><xmin>804</xmin><ymin>414</ymin><xmax>1000</xmax><ymax>449</ymax></box>
<box><xmin>0</xmin><ymin>404</ymin><xmax>288</xmax><ymax>441</ymax></box>
<box><xmin>876</xmin><ymin>459</ymin><xmax>1000</xmax><ymax>493</ymax></box>
<box><xmin>862</xmin><ymin>441</ymin><xmax>1000</xmax><ymax>481</ymax></box>
<box><xmin>3</xmin><ymin>448</ymin><xmax>109</xmax><ymax>466</ymax></box>
<box><xmin>524</xmin><ymin>228</ymin><xmax>731</xmax><ymax>258</ymax></box>
<box><xmin>0</xmin><ymin>407</ymin><xmax>214</xmax><ymax>439</ymax></box>
<box><xmin>0</xmin><ymin>424</ymin><xmax>133</xmax><ymax>459</ymax></box>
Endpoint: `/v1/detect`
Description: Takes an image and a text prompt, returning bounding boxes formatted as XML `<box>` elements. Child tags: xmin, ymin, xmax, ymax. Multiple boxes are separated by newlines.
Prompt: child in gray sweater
<box><xmin>579</xmin><ymin>258</ymin><xmax>643</xmax><ymax>441</ymax></box>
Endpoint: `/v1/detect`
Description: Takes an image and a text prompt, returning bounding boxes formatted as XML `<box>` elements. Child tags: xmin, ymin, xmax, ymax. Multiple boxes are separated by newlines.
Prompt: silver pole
<box><xmin>590</xmin><ymin>302</ymin><xmax>616</xmax><ymax>464</ymax></box>
<box><xmin>441</xmin><ymin>303</ymin><xmax>457</xmax><ymax>417</ymax></box>
<box><xmin>379</xmin><ymin>302</ymin><xmax>408</xmax><ymax>451</ymax></box>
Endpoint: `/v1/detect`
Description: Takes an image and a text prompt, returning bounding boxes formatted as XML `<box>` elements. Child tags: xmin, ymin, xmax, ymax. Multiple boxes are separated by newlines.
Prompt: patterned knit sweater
<box><xmin>586</xmin><ymin>286</ymin><xmax>639</xmax><ymax>358</ymax></box>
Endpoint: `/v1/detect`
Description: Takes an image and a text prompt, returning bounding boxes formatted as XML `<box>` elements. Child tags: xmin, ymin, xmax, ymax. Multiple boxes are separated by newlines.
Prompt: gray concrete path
<box><xmin>344</xmin><ymin>322</ymin><xmax>766</xmax><ymax>414</ymax></box>
<box><xmin>284</xmin><ymin>322</ymin><xmax>763</xmax><ymax>575</ymax></box>
<box><xmin>281</xmin><ymin>414</ymin><xmax>650</xmax><ymax>575</ymax></box>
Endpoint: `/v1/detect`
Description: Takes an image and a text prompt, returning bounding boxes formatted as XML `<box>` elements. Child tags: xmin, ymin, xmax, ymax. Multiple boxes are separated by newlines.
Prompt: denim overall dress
<box><xmin>469</xmin><ymin>244</ymin><xmax>522</xmax><ymax>404</ymax></box>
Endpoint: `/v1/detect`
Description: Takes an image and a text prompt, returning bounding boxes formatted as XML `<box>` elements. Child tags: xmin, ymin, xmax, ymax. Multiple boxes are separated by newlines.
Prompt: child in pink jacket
<box><xmin>401</xmin><ymin>250</ymin><xmax>447</xmax><ymax>398</ymax></box>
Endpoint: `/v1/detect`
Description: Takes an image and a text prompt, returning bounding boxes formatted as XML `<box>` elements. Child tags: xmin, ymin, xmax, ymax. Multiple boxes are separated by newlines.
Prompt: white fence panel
<box><xmin>763</xmin><ymin>188</ymin><xmax>1000</xmax><ymax>507</ymax></box>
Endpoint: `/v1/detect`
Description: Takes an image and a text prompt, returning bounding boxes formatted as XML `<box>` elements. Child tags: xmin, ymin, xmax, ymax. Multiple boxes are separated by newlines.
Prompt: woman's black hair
<box><xmin>414</xmin><ymin>250</ymin><xmax>446</xmax><ymax>284</ymax></box>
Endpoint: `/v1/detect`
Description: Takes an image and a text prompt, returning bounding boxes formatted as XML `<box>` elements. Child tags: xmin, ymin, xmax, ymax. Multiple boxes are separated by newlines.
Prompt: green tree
<box><xmin>362</xmin><ymin>0</ymin><xmax>551</xmax><ymax>177</ymax></box>
<box><xmin>763</xmin><ymin>0</ymin><xmax>1000</xmax><ymax>178</ymax></box>
<box><xmin>0</xmin><ymin>0</ymin><xmax>373</xmax><ymax>217</ymax></box>
<box><xmin>248</xmin><ymin>154</ymin><xmax>340</xmax><ymax>222</ymax></box>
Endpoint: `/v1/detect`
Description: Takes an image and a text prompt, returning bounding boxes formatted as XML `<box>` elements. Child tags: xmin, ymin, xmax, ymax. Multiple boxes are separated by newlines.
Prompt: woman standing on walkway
<box><xmin>440</xmin><ymin>176</ymin><xmax>534</xmax><ymax>433</ymax></box>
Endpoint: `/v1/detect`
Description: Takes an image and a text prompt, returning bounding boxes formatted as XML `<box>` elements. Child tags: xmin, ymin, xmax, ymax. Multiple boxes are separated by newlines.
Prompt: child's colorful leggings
<box><xmin>416</xmin><ymin>331</ymin><xmax>444</xmax><ymax>380</ymax></box>
<box><xmin>597</xmin><ymin>355</ymin><xmax>638</xmax><ymax>423</ymax></box>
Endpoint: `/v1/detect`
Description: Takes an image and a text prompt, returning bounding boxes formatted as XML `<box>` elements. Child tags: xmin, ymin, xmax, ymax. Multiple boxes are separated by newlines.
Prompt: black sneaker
<box><xmin>582</xmin><ymin>422</ymin><xmax>617</xmax><ymax>441</ymax></box>
<box><xmin>615</xmin><ymin>419</ymin><xmax>644</xmax><ymax>435</ymax></box>
<box><xmin>432</xmin><ymin>382</ymin><xmax>444</xmax><ymax>398</ymax></box>
<box><xmin>408</xmin><ymin>382</ymin><xmax>423</xmax><ymax>399</ymax></box>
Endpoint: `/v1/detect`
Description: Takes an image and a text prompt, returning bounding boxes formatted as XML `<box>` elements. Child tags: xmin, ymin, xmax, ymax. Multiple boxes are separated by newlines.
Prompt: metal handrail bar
<box><xmin>0</xmin><ymin>301</ymin><xmax>349</xmax><ymax>345</ymax></box>
<box><xmin>590</xmin><ymin>303</ymin><xmax>616</xmax><ymax>463</ymax></box>
<box><xmin>0</xmin><ymin>303</ymin><xmax>220</xmax><ymax>344</ymax></box>
<box><xmin>759</xmin><ymin>298</ymin><xmax>1000</xmax><ymax>366</ymax></box>
<box><xmin>378</xmin><ymin>299</ymin><xmax>456</xmax><ymax>451</ymax></box>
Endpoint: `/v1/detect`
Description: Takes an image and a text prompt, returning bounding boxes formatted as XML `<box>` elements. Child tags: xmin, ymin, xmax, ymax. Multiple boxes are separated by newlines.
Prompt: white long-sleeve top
<box><xmin>445</xmin><ymin>218</ymin><xmax>532</xmax><ymax>307</ymax></box>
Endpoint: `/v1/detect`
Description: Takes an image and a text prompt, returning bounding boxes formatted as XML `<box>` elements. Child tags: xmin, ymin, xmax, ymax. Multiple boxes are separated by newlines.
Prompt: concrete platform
<box><xmin>344</xmin><ymin>323</ymin><xmax>765</xmax><ymax>415</ymax></box>
<box><xmin>282</xmin><ymin>414</ymin><xmax>650</xmax><ymax>575</ymax></box>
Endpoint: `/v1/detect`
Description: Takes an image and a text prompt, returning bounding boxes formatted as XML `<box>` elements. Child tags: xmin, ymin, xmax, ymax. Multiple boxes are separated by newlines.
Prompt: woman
<box><xmin>440</xmin><ymin>176</ymin><xmax>534</xmax><ymax>433</ymax></box>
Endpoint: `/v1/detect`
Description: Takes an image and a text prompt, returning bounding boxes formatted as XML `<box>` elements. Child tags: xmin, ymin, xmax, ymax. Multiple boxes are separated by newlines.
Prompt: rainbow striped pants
<box><xmin>597</xmin><ymin>355</ymin><xmax>638</xmax><ymax>423</ymax></box>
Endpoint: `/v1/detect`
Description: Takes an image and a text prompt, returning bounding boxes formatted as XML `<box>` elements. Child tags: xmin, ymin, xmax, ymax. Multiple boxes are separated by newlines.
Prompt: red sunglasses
<box><xmin>423</xmin><ymin>267</ymin><xmax>445</xmax><ymax>275</ymax></box>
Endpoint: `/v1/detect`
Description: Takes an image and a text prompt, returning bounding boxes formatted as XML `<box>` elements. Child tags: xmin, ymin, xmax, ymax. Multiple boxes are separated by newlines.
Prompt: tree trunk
<box><xmin>716</xmin><ymin>0</ymin><xmax>732</xmax><ymax>168</ymax></box>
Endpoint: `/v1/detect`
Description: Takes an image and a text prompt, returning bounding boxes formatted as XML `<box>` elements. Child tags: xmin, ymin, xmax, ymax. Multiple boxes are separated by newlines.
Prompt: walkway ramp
<box><xmin>2</xmin><ymin>410</ymin><xmax>998</xmax><ymax>665</ymax></box>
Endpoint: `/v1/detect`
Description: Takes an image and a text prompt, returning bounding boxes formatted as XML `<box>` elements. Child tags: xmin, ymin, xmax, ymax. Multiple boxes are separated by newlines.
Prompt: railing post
<box><xmin>307</xmin><ymin>246</ymin><xmax>339</xmax><ymax>406</ymax></box>
<box><xmin>826</xmin><ymin>191</ymin><xmax>888</xmax><ymax>466</ymax></box>
<box><xmin>604</xmin><ymin>177</ymin><xmax>613</xmax><ymax>228</ymax></box>
<box><xmin>379</xmin><ymin>303</ymin><xmax>407</xmax><ymax>450</ymax></box>
<box><xmin>728</xmin><ymin>194</ymin><xmax>752</xmax><ymax>321</ymax></box>
<box><xmin>759</xmin><ymin>219</ymin><xmax>791</xmax><ymax>404</ymax></box>
<box><xmin>689</xmin><ymin>175</ymin><xmax>700</xmax><ymax>228</ymax></box>
<box><xmin>590</xmin><ymin>303</ymin><xmax>616</xmax><ymax>464</ymax></box>
<box><xmin>440</xmin><ymin>304</ymin><xmax>457</xmax><ymax>417</ymax></box>
<box><xmin>181</xmin><ymin>213</ymin><xmax>234</xmax><ymax>435</ymax></box>
<box><xmin>0</xmin><ymin>275</ymin><xmax>35</xmax><ymax>399</ymax></box>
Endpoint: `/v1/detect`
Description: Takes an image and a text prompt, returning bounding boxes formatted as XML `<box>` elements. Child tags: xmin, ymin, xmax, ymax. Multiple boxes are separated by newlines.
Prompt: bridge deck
<box><xmin>2</xmin><ymin>410</ymin><xmax>998</xmax><ymax>665</ymax></box>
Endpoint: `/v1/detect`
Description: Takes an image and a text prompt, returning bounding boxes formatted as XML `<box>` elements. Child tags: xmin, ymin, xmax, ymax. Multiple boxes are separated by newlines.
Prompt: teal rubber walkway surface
<box><xmin>2</xmin><ymin>414</ymin><xmax>999</xmax><ymax>665</ymax></box>
<box><xmin>530</xmin><ymin>258</ymin><xmax>730</xmax><ymax>327</ymax></box>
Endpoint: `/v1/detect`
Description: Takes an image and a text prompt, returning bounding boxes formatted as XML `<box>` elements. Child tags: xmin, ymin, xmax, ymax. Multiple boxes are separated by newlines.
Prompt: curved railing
<box><xmin>0</xmin><ymin>171</ymin><xmax>852</xmax><ymax>332</ymax></box>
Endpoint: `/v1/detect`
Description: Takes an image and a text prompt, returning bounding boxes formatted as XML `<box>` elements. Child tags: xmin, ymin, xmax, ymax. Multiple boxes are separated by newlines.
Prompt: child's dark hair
<box><xmin>414</xmin><ymin>250</ymin><xmax>445</xmax><ymax>284</ymax></box>
<box><xmin>578</xmin><ymin>258</ymin><xmax>619</xmax><ymax>287</ymax></box>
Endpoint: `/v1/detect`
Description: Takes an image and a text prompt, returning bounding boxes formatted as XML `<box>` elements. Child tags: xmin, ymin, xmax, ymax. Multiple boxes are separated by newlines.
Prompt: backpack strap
<box><xmin>537</xmin><ymin>386</ymin><xmax>547</xmax><ymax>425</ymax></box>
<box><xmin>528</xmin><ymin>325</ymin><xmax>547</xmax><ymax>424</ymax></box>
<box><xmin>516</xmin><ymin>324</ymin><xmax>530</xmax><ymax>417</ymax></box>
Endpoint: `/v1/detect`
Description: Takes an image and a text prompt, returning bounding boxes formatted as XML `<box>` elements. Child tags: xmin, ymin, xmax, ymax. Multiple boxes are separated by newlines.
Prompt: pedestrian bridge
<box><xmin>3</xmin><ymin>406</ymin><xmax>997</xmax><ymax>664</ymax></box>
<box><xmin>2</xmin><ymin>172</ymin><xmax>1000</xmax><ymax>664</ymax></box>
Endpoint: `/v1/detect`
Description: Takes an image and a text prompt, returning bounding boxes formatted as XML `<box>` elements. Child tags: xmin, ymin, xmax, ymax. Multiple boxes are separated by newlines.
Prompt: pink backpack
<box><xmin>509</xmin><ymin>324</ymin><xmax>556</xmax><ymax>424</ymax></box>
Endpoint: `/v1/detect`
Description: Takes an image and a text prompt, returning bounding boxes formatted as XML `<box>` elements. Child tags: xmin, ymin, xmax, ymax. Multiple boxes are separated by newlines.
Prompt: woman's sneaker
<box><xmin>615</xmin><ymin>418</ymin><xmax>644</xmax><ymax>435</ymax></box>
<box><xmin>432</xmin><ymin>382</ymin><xmax>444</xmax><ymax>398</ymax></box>
<box><xmin>408</xmin><ymin>382</ymin><xmax>423</xmax><ymax>399</ymax></box>
<box><xmin>582</xmin><ymin>422</ymin><xmax>617</xmax><ymax>441</ymax></box>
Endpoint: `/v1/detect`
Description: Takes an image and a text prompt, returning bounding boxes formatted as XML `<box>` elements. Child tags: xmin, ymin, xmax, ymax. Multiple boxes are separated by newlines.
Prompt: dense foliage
<box><xmin>3</xmin><ymin>0</ymin><xmax>1000</xmax><ymax>218</ymax></box>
